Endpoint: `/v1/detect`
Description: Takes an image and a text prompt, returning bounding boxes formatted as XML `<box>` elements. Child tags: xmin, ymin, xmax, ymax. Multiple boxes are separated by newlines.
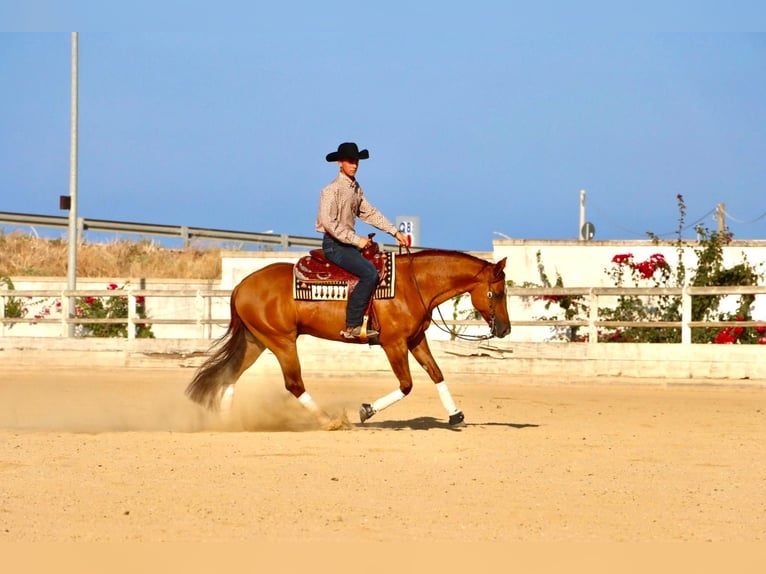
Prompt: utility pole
<box><xmin>67</xmin><ymin>32</ymin><xmax>79</xmax><ymax>337</ymax></box>
<box><xmin>717</xmin><ymin>203</ymin><xmax>726</xmax><ymax>234</ymax></box>
<box><xmin>578</xmin><ymin>189</ymin><xmax>586</xmax><ymax>240</ymax></box>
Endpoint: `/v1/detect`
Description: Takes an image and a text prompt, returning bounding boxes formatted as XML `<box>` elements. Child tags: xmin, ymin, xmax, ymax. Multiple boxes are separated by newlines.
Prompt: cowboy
<box><xmin>316</xmin><ymin>142</ymin><xmax>407</xmax><ymax>339</ymax></box>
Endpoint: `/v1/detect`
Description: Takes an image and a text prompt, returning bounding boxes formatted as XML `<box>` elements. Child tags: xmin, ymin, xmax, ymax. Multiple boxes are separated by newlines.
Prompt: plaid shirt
<box><xmin>315</xmin><ymin>172</ymin><xmax>397</xmax><ymax>245</ymax></box>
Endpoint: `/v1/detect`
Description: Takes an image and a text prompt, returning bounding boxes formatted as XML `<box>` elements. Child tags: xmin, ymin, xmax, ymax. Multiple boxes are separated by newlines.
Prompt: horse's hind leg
<box><xmin>220</xmin><ymin>331</ymin><xmax>266</xmax><ymax>414</ymax></box>
<box><xmin>269</xmin><ymin>339</ymin><xmax>334</xmax><ymax>427</ymax></box>
<box><xmin>409</xmin><ymin>336</ymin><xmax>465</xmax><ymax>426</ymax></box>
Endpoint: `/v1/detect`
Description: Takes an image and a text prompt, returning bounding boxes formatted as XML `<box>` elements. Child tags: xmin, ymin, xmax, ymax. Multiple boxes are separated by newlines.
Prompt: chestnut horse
<box><xmin>185</xmin><ymin>249</ymin><xmax>510</xmax><ymax>427</ymax></box>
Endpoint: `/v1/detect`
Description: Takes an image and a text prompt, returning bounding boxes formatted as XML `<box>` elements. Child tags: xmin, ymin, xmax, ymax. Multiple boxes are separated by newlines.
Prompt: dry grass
<box><xmin>0</xmin><ymin>231</ymin><xmax>222</xmax><ymax>279</ymax></box>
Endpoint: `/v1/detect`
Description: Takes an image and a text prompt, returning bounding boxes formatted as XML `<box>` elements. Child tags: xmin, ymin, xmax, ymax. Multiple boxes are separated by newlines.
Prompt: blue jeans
<box><xmin>322</xmin><ymin>234</ymin><xmax>379</xmax><ymax>327</ymax></box>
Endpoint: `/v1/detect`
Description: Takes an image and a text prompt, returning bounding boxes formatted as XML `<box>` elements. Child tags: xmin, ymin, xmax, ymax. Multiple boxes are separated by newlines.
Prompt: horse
<box><xmin>185</xmin><ymin>248</ymin><xmax>510</xmax><ymax>428</ymax></box>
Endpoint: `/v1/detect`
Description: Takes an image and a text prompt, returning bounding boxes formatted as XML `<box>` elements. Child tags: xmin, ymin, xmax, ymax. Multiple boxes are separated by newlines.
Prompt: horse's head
<box><xmin>469</xmin><ymin>257</ymin><xmax>511</xmax><ymax>338</ymax></box>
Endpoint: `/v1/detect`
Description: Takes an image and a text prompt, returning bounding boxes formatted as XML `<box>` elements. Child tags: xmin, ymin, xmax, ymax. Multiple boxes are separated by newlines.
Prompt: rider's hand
<box><xmin>394</xmin><ymin>231</ymin><xmax>408</xmax><ymax>246</ymax></box>
<box><xmin>358</xmin><ymin>236</ymin><xmax>371</xmax><ymax>249</ymax></box>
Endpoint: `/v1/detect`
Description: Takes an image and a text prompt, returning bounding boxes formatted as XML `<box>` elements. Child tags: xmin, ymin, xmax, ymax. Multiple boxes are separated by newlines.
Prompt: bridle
<box><xmin>432</xmin><ymin>281</ymin><xmax>505</xmax><ymax>342</ymax></box>
<box><xmin>401</xmin><ymin>245</ymin><xmax>505</xmax><ymax>341</ymax></box>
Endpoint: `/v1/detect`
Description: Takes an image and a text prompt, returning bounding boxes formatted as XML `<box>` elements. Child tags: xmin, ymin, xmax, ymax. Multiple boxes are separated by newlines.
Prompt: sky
<box><xmin>1</xmin><ymin>6</ymin><xmax>765</xmax><ymax>251</ymax></box>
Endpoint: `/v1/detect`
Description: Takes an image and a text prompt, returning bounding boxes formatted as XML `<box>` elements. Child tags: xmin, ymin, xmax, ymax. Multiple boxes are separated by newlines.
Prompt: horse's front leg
<box><xmin>409</xmin><ymin>336</ymin><xmax>465</xmax><ymax>426</ymax></box>
<box><xmin>359</xmin><ymin>340</ymin><xmax>413</xmax><ymax>423</ymax></box>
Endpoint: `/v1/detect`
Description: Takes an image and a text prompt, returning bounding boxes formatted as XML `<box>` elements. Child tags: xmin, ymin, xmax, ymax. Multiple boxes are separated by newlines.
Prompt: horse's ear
<box><xmin>493</xmin><ymin>257</ymin><xmax>507</xmax><ymax>278</ymax></box>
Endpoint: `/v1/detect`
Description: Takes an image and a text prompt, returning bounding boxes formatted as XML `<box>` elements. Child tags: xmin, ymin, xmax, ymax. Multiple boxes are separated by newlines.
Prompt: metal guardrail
<box><xmin>0</xmin><ymin>211</ymin><xmax>418</xmax><ymax>252</ymax></box>
<box><xmin>0</xmin><ymin>210</ymin><xmax>324</xmax><ymax>250</ymax></box>
<box><xmin>1</xmin><ymin>285</ymin><xmax>764</xmax><ymax>344</ymax></box>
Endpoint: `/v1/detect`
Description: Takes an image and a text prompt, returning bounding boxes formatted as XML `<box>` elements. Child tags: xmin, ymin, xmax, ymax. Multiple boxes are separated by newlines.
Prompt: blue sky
<box><xmin>1</xmin><ymin>8</ymin><xmax>765</xmax><ymax>251</ymax></box>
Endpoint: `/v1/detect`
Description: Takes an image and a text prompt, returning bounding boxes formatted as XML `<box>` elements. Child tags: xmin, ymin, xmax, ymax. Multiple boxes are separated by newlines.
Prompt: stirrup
<box><xmin>340</xmin><ymin>325</ymin><xmax>379</xmax><ymax>339</ymax></box>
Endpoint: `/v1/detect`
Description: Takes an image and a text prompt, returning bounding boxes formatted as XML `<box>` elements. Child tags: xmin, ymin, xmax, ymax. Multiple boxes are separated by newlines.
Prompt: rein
<box><xmin>400</xmin><ymin>245</ymin><xmax>498</xmax><ymax>342</ymax></box>
<box><xmin>432</xmin><ymin>304</ymin><xmax>496</xmax><ymax>341</ymax></box>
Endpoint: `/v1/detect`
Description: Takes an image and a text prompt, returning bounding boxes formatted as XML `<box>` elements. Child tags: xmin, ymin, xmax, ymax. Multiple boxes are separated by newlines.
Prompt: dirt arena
<box><xmin>0</xmin><ymin>362</ymin><xmax>764</xmax><ymax>543</ymax></box>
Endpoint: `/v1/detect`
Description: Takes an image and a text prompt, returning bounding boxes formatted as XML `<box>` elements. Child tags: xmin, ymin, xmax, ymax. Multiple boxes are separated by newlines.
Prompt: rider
<box><xmin>315</xmin><ymin>142</ymin><xmax>408</xmax><ymax>339</ymax></box>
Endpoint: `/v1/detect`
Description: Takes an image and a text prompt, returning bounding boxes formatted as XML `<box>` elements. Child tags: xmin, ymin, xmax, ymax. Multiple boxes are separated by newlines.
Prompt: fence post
<box><xmin>681</xmin><ymin>285</ymin><xmax>692</xmax><ymax>344</ymax></box>
<box><xmin>588</xmin><ymin>287</ymin><xmax>598</xmax><ymax>346</ymax></box>
<box><xmin>61</xmin><ymin>289</ymin><xmax>70</xmax><ymax>336</ymax></box>
<box><xmin>205</xmin><ymin>292</ymin><xmax>212</xmax><ymax>339</ymax></box>
<box><xmin>0</xmin><ymin>293</ymin><xmax>5</xmax><ymax>337</ymax></box>
<box><xmin>196</xmin><ymin>290</ymin><xmax>205</xmax><ymax>338</ymax></box>
<box><xmin>126</xmin><ymin>287</ymin><xmax>135</xmax><ymax>340</ymax></box>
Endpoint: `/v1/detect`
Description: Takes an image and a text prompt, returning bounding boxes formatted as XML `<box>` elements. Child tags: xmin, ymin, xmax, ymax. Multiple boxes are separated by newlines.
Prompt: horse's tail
<box><xmin>185</xmin><ymin>297</ymin><xmax>249</xmax><ymax>411</ymax></box>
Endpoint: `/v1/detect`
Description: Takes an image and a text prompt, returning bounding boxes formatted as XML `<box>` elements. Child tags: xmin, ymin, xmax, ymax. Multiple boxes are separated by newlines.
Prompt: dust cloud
<box><xmin>0</xmin><ymin>366</ymin><xmax>351</xmax><ymax>433</ymax></box>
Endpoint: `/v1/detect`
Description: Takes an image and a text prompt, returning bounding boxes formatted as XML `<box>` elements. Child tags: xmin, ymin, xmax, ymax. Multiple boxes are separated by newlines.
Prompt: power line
<box><xmin>722</xmin><ymin>208</ymin><xmax>766</xmax><ymax>225</ymax></box>
<box><xmin>588</xmin><ymin>199</ymin><xmax>715</xmax><ymax>238</ymax></box>
<box><xmin>653</xmin><ymin>208</ymin><xmax>716</xmax><ymax>238</ymax></box>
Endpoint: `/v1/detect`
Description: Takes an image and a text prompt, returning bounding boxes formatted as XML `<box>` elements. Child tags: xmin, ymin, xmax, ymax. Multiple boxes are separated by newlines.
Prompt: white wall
<box><xmin>492</xmin><ymin>238</ymin><xmax>766</xmax><ymax>342</ymax></box>
<box><xmin>492</xmin><ymin>238</ymin><xmax>766</xmax><ymax>287</ymax></box>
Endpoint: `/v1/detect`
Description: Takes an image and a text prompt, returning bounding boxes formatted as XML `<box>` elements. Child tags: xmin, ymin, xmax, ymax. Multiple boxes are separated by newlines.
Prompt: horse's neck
<box><xmin>405</xmin><ymin>253</ymin><xmax>484</xmax><ymax>309</ymax></box>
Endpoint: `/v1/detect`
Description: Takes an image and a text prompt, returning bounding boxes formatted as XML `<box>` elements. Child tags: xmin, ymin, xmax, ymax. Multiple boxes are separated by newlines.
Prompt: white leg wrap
<box><xmin>298</xmin><ymin>392</ymin><xmax>323</xmax><ymax>415</ymax></box>
<box><xmin>435</xmin><ymin>382</ymin><xmax>459</xmax><ymax>415</ymax></box>
<box><xmin>220</xmin><ymin>384</ymin><xmax>235</xmax><ymax>413</ymax></box>
<box><xmin>371</xmin><ymin>389</ymin><xmax>406</xmax><ymax>413</ymax></box>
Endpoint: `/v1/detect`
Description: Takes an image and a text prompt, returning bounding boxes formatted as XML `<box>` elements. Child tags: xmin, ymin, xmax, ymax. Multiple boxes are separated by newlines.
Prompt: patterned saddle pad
<box><xmin>293</xmin><ymin>246</ymin><xmax>395</xmax><ymax>301</ymax></box>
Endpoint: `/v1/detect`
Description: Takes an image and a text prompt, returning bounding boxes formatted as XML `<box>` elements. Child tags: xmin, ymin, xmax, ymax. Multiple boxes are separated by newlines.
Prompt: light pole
<box><xmin>66</xmin><ymin>32</ymin><xmax>79</xmax><ymax>337</ymax></box>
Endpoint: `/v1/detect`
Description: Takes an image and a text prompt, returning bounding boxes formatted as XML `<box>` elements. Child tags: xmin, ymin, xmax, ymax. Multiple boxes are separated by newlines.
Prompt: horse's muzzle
<box><xmin>492</xmin><ymin>319</ymin><xmax>511</xmax><ymax>338</ymax></box>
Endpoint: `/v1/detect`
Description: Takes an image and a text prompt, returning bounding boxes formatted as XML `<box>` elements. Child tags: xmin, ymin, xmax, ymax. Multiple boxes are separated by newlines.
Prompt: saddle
<box><xmin>293</xmin><ymin>235</ymin><xmax>396</xmax><ymax>341</ymax></box>
<box><xmin>293</xmin><ymin>235</ymin><xmax>395</xmax><ymax>301</ymax></box>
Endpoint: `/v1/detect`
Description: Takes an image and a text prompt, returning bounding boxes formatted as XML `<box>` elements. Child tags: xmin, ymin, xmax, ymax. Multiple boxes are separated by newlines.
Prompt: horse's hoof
<box><xmin>448</xmin><ymin>411</ymin><xmax>465</xmax><ymax>426</ymax></box>
<box><xmin>359</xmin><ymin>403</ymin><xmax>376</xmax><ymax>423</ymax></box>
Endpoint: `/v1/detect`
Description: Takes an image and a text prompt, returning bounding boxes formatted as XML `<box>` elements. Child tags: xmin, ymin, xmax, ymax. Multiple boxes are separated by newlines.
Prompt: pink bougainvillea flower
<box><xmin>714</xmin><ymin>327</ymin><xmax>736</xmax><ymax>344</ymax></box>
<box><xmin>611</xmin><ymin>253</ymin><xmax>633</xmax><ymax>265</ymax></box>
<box><xmin>649</xmin><ymin>253</ymin><xmax>668</xmax><ymax>268</ymax></box>
<box><xmin>633</xmin><ymin>259</ymin><xmax>657</xmax><ymax>279</ymax></box>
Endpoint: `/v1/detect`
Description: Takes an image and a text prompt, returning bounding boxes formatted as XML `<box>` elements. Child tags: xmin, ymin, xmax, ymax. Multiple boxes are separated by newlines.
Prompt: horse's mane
<box><xmin>406</xmin><ymin>249</ymin><xmax>489</xmax><ymax>265</ymax></box>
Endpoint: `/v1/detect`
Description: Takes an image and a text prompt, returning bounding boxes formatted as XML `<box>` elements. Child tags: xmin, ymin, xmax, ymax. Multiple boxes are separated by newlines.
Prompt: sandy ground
<box><xmin>0</xmin><ymin>363</ymin><xmax>764</xmax><ymax>543</ymax></box>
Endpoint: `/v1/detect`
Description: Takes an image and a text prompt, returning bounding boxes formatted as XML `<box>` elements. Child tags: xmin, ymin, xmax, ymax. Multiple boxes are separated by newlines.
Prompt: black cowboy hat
<box><xmin>325</xmin><ymin>142</ymin><xmax>369</xmax><ymax>162</ymax></box>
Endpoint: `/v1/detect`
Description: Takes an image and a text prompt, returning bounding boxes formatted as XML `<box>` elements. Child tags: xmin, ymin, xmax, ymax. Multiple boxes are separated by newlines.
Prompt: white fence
<box><xmin>0</xmin><ymin>288</ymin><xmax>229</xmax><ymax>339</ymax></box>
<box><xmin>3</xmin><ymin>285</ymin><xmax>765</xmax><ymax>345</ymax></box>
